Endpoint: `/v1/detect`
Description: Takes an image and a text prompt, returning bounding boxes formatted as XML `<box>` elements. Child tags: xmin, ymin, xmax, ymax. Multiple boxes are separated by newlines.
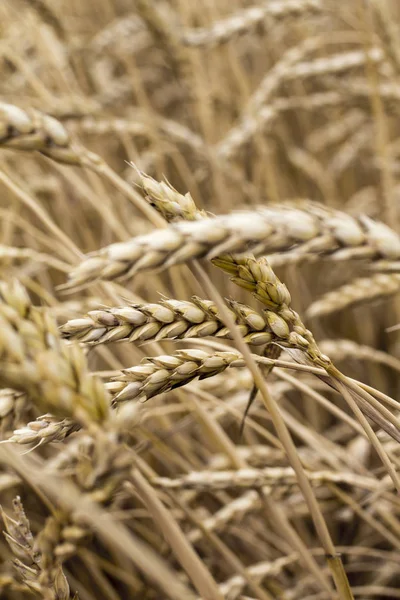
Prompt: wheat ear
<box><xmin>1</xmin><ymin>496</ymin><xmax>71</xmax><ymax>600</ymax></box>
<box><xmin>307</xmin><ymin>273</ymin><xmax>400</xmax><ymax>318</ymax></box>
<box><xmin>61</xmin><ymin>296</ymin><xmax>279</xmax><ymax>347</ymax></box>
<box><xmin>0</xmin><ymin>102</ymin><xmax>99</xmax><ymax>166</ymax></box>
<box><xmin>0</xmin><ymin>389</ymin><xmax>27</xmax><ymax>438</ymax></box>
<box><xmin>151</xmin><ymin>467</ymin><xmax>379</xmax><ymax>492</ymax></box>
<box><xmin>216</xmin><ymin>255</ymin><xmax>400</xmax><ymax>455</ymax></box>
<box><xmin>6</xmin><ymin>415</ymin><xmax>80</xmax><ymax>446</ymax></box>
<box><xmin>181</xmin><ymin>0</ymin><xmax>322</xmax><ymax>47</ymax></box>
<box><xmin>66</xmin><ymin>202</ymin><xmax>400</xmax><ymax>288</ymax></box>
<box><xmin>0</xmin><ymin>280</ymin><xmax>109</xmax><ymax>424</ymax></box>
<box><xmin>137</xmin><ymin>169</ymin><xmax>206</xmax><ymax>221</ymax></box>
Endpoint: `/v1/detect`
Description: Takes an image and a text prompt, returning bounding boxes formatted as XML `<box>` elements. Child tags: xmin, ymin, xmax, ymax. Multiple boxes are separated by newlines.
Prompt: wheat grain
<box><xmin>0</xmin><ymin>102</ymin><xmax>99</xmax><ymax>166</ymax></box>
<box><xmin>137</xmin><ymin>170</ymin><xmax>206</xmax><ymax>221</ymax></box>
<box><xmin>107</xmin><ymin>346</ymin><xmax>332</xmax><ymax>406</ymax></box>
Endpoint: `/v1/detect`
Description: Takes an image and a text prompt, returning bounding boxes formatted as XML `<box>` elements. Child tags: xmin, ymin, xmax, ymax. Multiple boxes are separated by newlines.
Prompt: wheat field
<box><xmin>1</xmin><ymin>1</ymin><xmax>400</xmax><ymax>599</ymax></box>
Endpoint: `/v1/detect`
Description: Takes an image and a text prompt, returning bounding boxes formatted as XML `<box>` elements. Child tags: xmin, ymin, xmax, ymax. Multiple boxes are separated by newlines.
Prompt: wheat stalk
<box><xmin>187</xmin><ymin>490</ymin><xmax>263</xmax><ymax>544</ymax></box>
<box><xmin>218</xmin><ymin>556</ymin><xmax>295</xmax><ymax>600</ymax></box>
<box><xmin>135</xmin><ymin>0</ymin><xmax>190</xmax><ymax>89</ymax></box>
<box><xmin>2</xmin><ymin>432</ymin><xmax>132</xmax><ymax>600</ymax></box>
<box><xmin>371</xmin><ymin>0</ymin><xmax>400</xmax><ymax>75</ymax></box>
<box><xmin>89</xmin><ymin>14</ymin><xmax>148</xmax><ymax>54</ymax></box>
<box><xmin>306</xmin><ymin>109</ymin><xmax>367</xmax><ymax>153</ymax></box>
<box><xmin>217</xmin><ymin>256</ymin><xmax>400</xmax><ymax>458</ymax></box>
<box><xmin>216</xmin><ymin>41</ymin><xmax>385</xmax><ymax>160</ymax></box>
<box><xmin>0</xmin><ymin>245</ymin><xmax>69</xmax><ymax>272</ymax></box>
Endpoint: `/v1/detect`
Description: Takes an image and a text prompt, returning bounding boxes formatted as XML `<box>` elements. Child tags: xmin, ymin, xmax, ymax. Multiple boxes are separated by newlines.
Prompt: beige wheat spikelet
<box><xmin>0</xmin><ymin>280</ymin><xmax>110</xmax><ymax>424</ymax></box>
<box><xmin>1</xmin><ymin>497</ymin><xmax>71</xmax><ymax>599</ymax></box>
<box><xmin>0</xmin><ymin>102</ymin><xmax>99</xmax><ymax>166</ymax></box>
<box><xmin>61</xmin><ymin>296</ymin><xmax>275</xmax><ymax>347</ymax></box>
<box><xmin>66</xmin><ymin>202</ymin><xmax>400</xmax><ymax>288</ymax></box>
<box><xmin>182</xmin><ymin>0</ymin><xmax>323</xmax><ymax>47</ymax></box>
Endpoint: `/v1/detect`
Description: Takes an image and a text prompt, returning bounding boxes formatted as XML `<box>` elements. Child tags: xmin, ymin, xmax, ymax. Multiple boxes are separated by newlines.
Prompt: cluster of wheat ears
<box><xmin>3</xmin><ymin>0</ymin><xmax>400</xmax><ymax>599</ymax></box>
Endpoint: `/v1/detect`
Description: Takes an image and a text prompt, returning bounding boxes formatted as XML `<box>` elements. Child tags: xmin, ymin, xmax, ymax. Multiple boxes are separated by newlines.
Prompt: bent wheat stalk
<box><xmin>318</xmin><ymin>339</ymin><xmax>400</xmax><ymax>372</ymax></box>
